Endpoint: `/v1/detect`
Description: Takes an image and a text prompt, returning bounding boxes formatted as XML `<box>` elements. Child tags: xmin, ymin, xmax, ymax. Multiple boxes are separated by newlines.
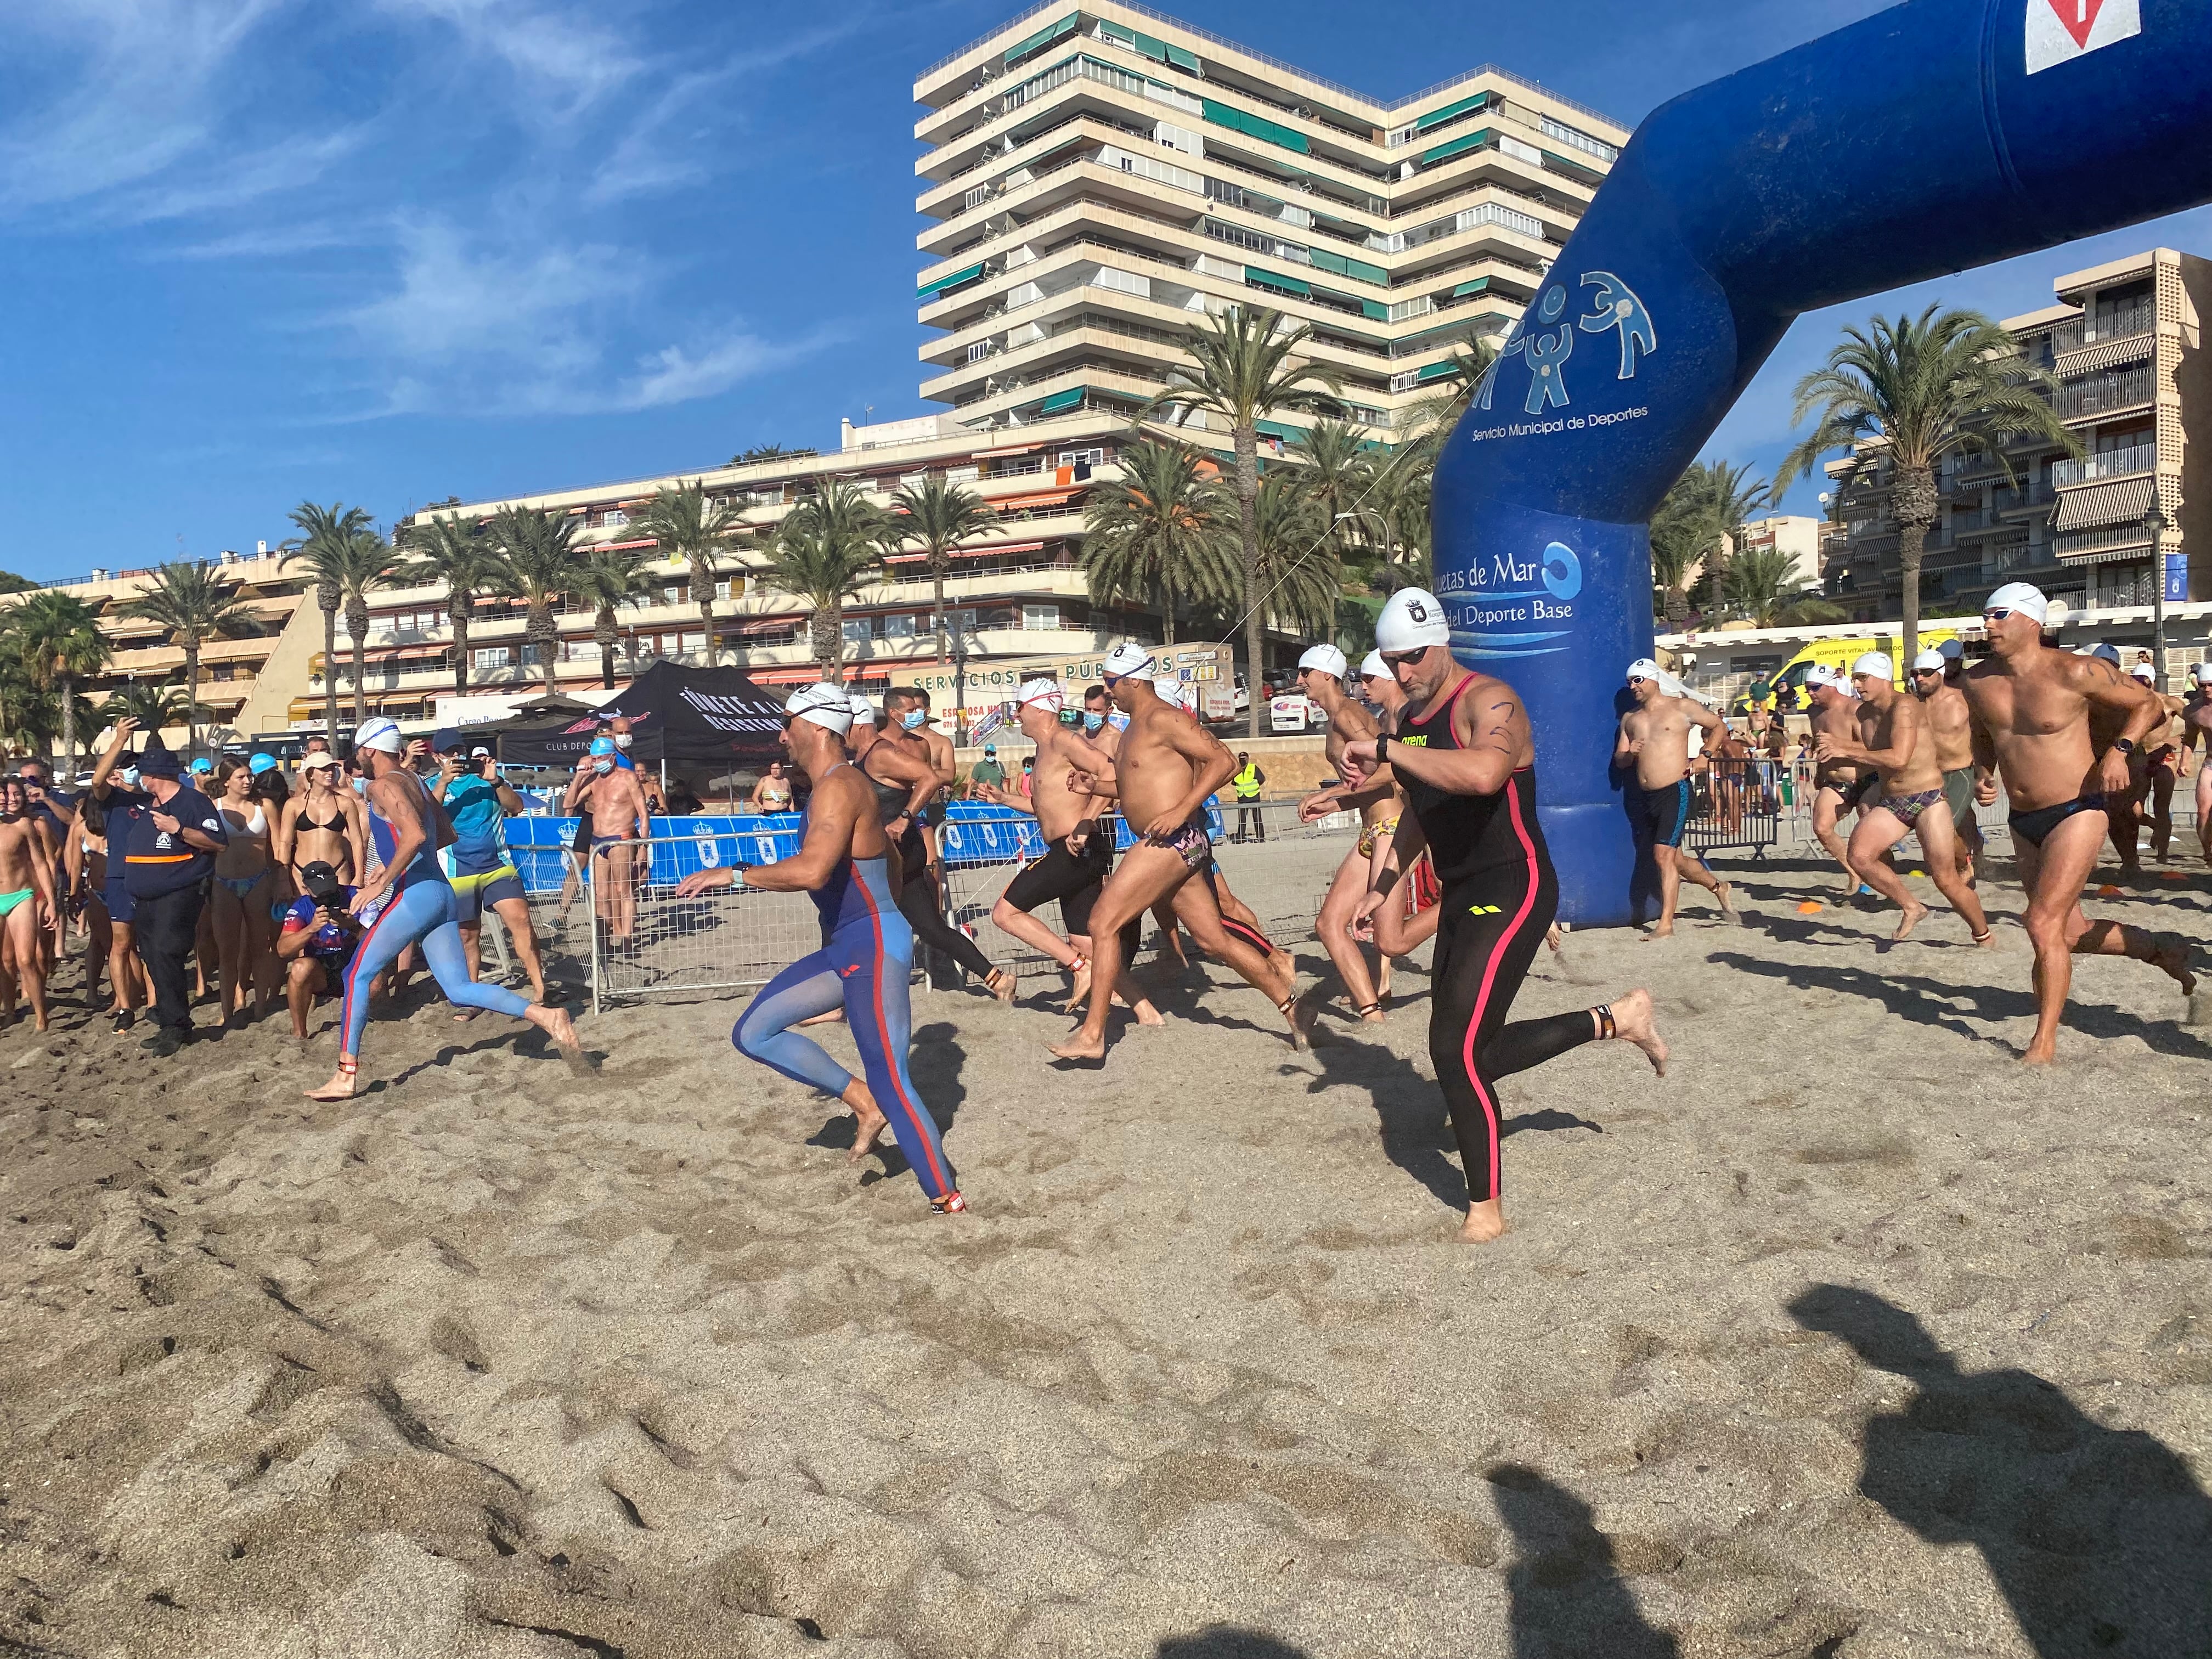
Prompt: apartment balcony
<box><xmin>2052</xmin><ymin>442</ymin><xmax>2159</xmax><ymax>487</ymax></box>
<box><xmin>2053</xmin><ymin>522</ymin><xmax>2157</xmax><ymax>562</ymax></box>
<box><xmin>2048</xmin><ymin>297</ymin><xmax>2157</xmax><ymax>356</ymax></box>
<box><xmin>1994</xmin><ymin>484</ymin><xmax>2056</xmax><ymax>515</ymax></box>
<box><xmin>2055</xmin><ymin>364</ymin><xmax>2157</xmax><ymax>424</ymax></box>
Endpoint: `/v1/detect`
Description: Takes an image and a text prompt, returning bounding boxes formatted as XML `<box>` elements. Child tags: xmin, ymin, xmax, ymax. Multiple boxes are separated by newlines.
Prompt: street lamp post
<box><xmin>951</xmin><ymin>629</ymin><xmax>970</xmax><ymax>746</ymax></box>
<box><xmin>2147</xmin><ymin>496</ymin><xmax>2172</xmax><ymax>684</ymax></box>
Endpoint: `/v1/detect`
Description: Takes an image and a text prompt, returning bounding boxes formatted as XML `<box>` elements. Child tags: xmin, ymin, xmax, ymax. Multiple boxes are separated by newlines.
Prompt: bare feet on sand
<box><xmin>1891</xmin><ymin>901</ymin><xmax>1929</xmax><ymax>942</ymax></box>
<box><xmin>1643</xmin><ymin>922</ymin><xmax>1673</xmax><ymax>940</ymax></box>
<box><xmin>2148</xmin><ymin>936</ymin><xmax>2198</xmax><ymax>995</ymax></box>
<box><xmin>1064</xmin><ymin>961</ymin><xmax>1091</xmax><ymax>1014</ymax></box>
<box><xmin>1459</xmin><ymin>1198</ymin><xmax>1506</xmax><ymax>1244</ymax></box>
<box><xmin>845</xmin><ymin>1101</ymin><xmax>887</xmax><ymax>1165</ymax></box>
<box><xmin>1606</xmin><ymin>988</ymin><xmax>1668</xmax><ymax>1076</ymax></box>
<box><xmin>1717</xmin><ymin>881</ymin><xmax>1736</xmax><ymax>916</ymax></box>
<box><xmin>304</xmin><ymin>1068</ymin><xmax>358</xmax><ymax>1102</ymax></box>
<box><xmin>1048</xmin><ymin>1029</ymin><xmax>1107</xmax><ymax>1063</ymax></box>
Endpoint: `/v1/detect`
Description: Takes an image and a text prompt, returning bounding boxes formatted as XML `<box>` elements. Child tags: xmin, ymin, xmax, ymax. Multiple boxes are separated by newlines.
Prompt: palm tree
<box><xmin>1247</xmin><ymin>471</ymin><xmax>1342</xmax><ymax>640</ymax></box>
<box><xmin>281</xmin><ymin>501</ymin><xmax>376</xmax><ymax>744</ymax></box>
<box><xmin>1778</xmin><ymin>303</ymin><xmax>2078</xmax><ymax>664</ymax></box>
<box><xmin>114</xmin><ymin>563</ymin><xmax>257</xmax><ymax>765</ymax></box>
<box><xmin>1148</xmin><ymin>304</ymin><xmax>1343</xmax><ymax>735</ymax></box>
<box><xmin>1356</xmin><ymin>459</ymin><xmax>1434</xmax><ymax>595</ymax></box>
<box><xmin>1647</xmin><ymin>464</ymin><xmax>1747</xmax><ymax>628</ymax></box>
<box><xmin>489</xmin><ymin>506</ymin><xmax>583</xmax><ymax>694</ymax></box>
<box><xmin>1719</xmin><ymin>543</ymin><xmax>1809</xmax><ymax>627</ymax></box>
<box><xmin>573</xmin><ymin>543</ymin><xmax>653</xmax><ymax>689</ymax></box>
<box><xmin>760</xmin><ymin>481</ymin><xmax>885</xmax><ymax>682</ymax></box>
<box><xmin>393</xmin><ymin>511</ymin><xmax>507</xmax><ymax>708</ymax></box>
<box><xmin>1288</xmin><ymin>419</ymin><xmax>1374</xmax><ymax>575</ymax></box>
<box><xmin>1392</xmin><ymin>327</ymin><xmax>1502</xmax><ymax>466</ymax></box>
<box><xmin>885</xmin><ymin>472</ymin><xmax>993</xmax><ymax>661</ymax></box>
<box><xmin>1080</xmin><ymin>438</ymin><xmax>1238</xmax><ymax>646</ymax></box>
<box><xmin>626</xmin><ymin>480</ymin><xmax>752</xmax><ymax>667</ymax></box>
<box><xmin>1675</xmin><ymin>460</ymin><xmax>1771</xmax><ymax>617</ymax></box>
<box><xmin>99</xmin><ymin>681</ymin><xmax>190</xmax><ymax>734</ymax></box>
<box><xmin>8</xmin><ymin>591</ymin><xmax>110</xmax><ymax>775</ymax></box>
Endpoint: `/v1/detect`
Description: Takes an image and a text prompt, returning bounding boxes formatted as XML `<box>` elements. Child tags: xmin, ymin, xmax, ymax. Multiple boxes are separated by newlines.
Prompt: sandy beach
<box><xmin>3</xmin><ymin>831</ymin><xmax>2209</xmax><ymax>1658</ymax></box>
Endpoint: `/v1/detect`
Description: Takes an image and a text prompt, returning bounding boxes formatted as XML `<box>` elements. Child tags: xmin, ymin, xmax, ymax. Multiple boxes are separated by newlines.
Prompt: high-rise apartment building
<box><xmin>910</xmin><ymin>3</ymin><xmax>1627</xmax><ymax>441</ymax></box>
<box><xmin>1821</xmin><ymin>247</ymin><xmax>2209</xmax><ymax>623</ymax></box>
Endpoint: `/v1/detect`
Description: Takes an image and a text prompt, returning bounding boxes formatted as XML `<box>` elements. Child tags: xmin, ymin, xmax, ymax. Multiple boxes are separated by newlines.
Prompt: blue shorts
<box><xmin>103</xmin><ymin>878</ymin><xmax>135</xmax><ymax>926</ymax></box>
<box><xmin>1629</xmin><ymin>779</ymin><xmax>1692</xmax><ymax>850</ymax></box>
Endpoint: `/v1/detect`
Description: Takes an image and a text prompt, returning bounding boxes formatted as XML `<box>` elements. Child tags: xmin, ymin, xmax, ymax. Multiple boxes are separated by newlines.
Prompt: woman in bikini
<box><xmin>210</xmin><ymin>761</ymin><xmax>279</xmax><ymax>1025</ymax></box>
<box><xmin>278</xmin><ymin>752</ymin><xmax>368</xmax><ymax>889</ymax></box>
<box><xmin>749</xmin><ymin>761</ymin><xmax>794</xmax><ymax>815</ymax></box>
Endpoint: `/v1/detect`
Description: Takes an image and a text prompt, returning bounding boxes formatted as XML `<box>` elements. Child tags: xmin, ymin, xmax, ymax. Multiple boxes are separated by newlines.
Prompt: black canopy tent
<box><xmin>490</xmin><ymin>661</ymin><xmax>788</xmax><ymax>773</ymax></box>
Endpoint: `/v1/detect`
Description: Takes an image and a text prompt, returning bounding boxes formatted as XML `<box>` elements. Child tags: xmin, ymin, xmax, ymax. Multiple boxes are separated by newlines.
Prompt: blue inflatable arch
<box><xmin>1432</xmin><ymin>0</ymin><xmax>2212</xmax><ymax>926</ymax></box>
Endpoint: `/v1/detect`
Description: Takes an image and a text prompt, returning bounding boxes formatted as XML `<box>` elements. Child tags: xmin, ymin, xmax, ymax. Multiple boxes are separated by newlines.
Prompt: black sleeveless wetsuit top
<box><xmin>1397</xmin><ymin>673</ymin><xmax>1550</xmax><ymax>888</ymax></box>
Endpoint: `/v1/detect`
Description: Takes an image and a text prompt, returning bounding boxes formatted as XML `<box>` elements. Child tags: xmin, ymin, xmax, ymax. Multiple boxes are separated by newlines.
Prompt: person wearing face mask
<box><xmin>561</xmin><ymin>736</ymin><xmax>651</xmax><ymax>943</ymax></box>
<box><xmin>80</xmin><ymin>725</ymin><xmax>151</xmax><ymax>1031</ymax></box>
<box><xmin>887</xmin><ymin>687</ymin><xmax>956</xmax><ymax>873</ymax></box>
<box><xmin>92</xmin><ymin>726</ymin><xmax>229</xmax><ymax>1055</ymax></box>
<box><xmin>0</xmin><ymin>774</ymin><xmax>59</xmax><ymax>1031</ymax></box>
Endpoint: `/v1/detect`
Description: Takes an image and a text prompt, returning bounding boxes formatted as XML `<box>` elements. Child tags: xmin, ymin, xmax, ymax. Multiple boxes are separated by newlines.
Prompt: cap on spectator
<box><xmin>248</xmin><ymin>753</ymin><xmax>278</xmax><ymax>774</ymax></box>
<box><xmin>1938</xmin><ymin>639</ymin><xmax>1965</xmax><ymax>660</ymax></box>
<box><xmin>471</xmin><ymin>746</ymin><xmax>492</xmax><ymax>759</ymax></box>
<box><xmin>139</xmin><ymin>737</ymin><xmax>182</xmax><ymax>779</ymax></box>
<box><xmin>189</xmin><ymin>757</ymin><xmax>213</xmax><ymax>774</ymax></box>
<box><xmin>302</xmin><ymin>752</ymin><xmax>340</xmax><ymax>772</ymax></box>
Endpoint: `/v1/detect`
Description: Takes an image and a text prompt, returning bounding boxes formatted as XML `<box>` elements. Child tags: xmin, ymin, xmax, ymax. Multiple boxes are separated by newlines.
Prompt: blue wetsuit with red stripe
<box><xmin>340</xmin><ymin>771</ymin><xmax>533</xmax><ymax>1061</ymax></box>
<box><xmin>732</xmin><ymin>781</ymin><xmax>955</xmax><ymax>1203</ymax></box>
<box><xmin>1401</xmin><ymin>674</ymin><xmax>1596</xmax><ymax>1204</ymax></box>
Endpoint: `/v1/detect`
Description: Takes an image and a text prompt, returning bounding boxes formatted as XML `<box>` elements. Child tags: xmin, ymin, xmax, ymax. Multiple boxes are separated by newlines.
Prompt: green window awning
<box><xmin>1419</xmin><ymin>129</ymin><xmax>1492</xmax><ymax>167</ymax></box>
<box><xmin>1244</xmin><ymin>266</ymin><xmax>1310</xmax><ymax>298</ymax></box>
<box><xmin>917</xmin><ymin>263</ymin><xmax>985</xmax><ymax>300</ymax></box>
<box><xmin>1308</xmin><ymin>248</ymin><xmax>1385</xmax><ymax>286</ymax></box>
<box><xmin>1414</xmin><ymin>92</ymin><xmax>1491</xmax><ymax>132</ymax></box>
<box><xmin>1004</xmin><ymin>13</ymin><xmax>1077</xmax><ymax>66</ymax></box>
<box><xmin>1255</xmin><ymin>420</ymin><xmax>1306</xmax><ymax>442</ymax></box>
<box><xmin>1451</xmin><ymin>276</ymin><xmax>1491</xmax><ymax>297</ymax></box>
<box><xmin>1037</xmin><ymin>386</ymin><xmax>1086</xmax><ymax>415</ymax></box>
<box><xmin>1361</xmin><ymin>298</ymin><xmax>1389</xmax><ymax>322</ymax></box>
<box><xmin>1201</xmin><ymin>99</ymin><xmax>1312</xmax><ymax>155</ymax></box>
<box><xmin>1415</xmin><ymin>360</ymin><xmax>1462</xmax><ymax>382</ymax></box>
<box><xmin>1165</xmin><ymin>43</ymin><xmax>1200</xmax><ymax>72</ymax></box>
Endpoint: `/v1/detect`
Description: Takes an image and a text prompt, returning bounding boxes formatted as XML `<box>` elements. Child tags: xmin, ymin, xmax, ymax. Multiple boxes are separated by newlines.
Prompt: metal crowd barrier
<box><xmin>1683</xmin><ymin>758</ymin><xmax>1783</xmax><ymax>857</ymax></box>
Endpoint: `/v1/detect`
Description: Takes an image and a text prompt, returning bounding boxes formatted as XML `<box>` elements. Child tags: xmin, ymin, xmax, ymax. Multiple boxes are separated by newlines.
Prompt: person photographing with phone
<box><xmin>276</xmin><ymin>859</ymin><xmax>364</xmax><ymax>1041</ymax></box>
<box><xmin>432</xmin><ymin>738</ymin><xmax>551</xmax><ymax>1006</ymax></box>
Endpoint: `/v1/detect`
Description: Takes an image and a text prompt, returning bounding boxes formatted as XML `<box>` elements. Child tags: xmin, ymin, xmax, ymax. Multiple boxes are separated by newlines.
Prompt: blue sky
<box><xmin>1</xmin><ymin>0</ymin><xmax>2205</xmax><ymax>582</ymax></box>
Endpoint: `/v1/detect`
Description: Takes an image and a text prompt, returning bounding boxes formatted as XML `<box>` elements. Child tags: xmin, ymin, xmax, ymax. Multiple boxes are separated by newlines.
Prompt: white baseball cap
<box><xmin>1359</xmin><ymin>651</ymin><xmax>1386</xmax><ymax>680</ymax></box>
<box><xmin>1297</xmin><ymin>644</ymin><xmax>1348</xmax><ymax>680</ymax></box>
<box><xmin>1912</xmin><ymin>648</ymin><xmax>1945</xmax><ymax>672</ymax></box>
<box><xmin>787</xmin><ymin>684</ymin><xmax>855</xmax><ymax>735</ymax></box>
<box><xmin>354</xmin><ymin>717</ymin><xmax>403</xmax><ymax>754</ymax></box>
<box><xmin>1985</xmin><ymin>582</ymin><xmax>2050</xmax><ymax>623</ymax></box>
<box><xmin>1102</xmin><ymin>642</ymin><xmax>1155</xmax><ymax>681</ymax></box>
<box><xmin>470</xmin><ymin>746</ymin><xmax>492</xmax><ymax>758</ymax></box>
<box><xmin>1851</xmin><ymin>652</ymin><xmax>1893</xmax><ymax>681</ymax></box>
<box><xmin>1018</xmin><ymin>677</ymin><xmax>1064</xmax><ymax>710</ymax></box>
<box><xmin>1375</xmin><ymin>587</ymin><xmax>1451</xmax><ymax>652</ymax></box>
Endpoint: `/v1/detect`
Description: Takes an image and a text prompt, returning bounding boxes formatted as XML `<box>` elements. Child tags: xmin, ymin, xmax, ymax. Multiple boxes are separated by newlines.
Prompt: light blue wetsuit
<box><xmin>732</xmin><ymin>767</ymin><xmax>955</xmax><ymax>1201</ymax></box>
<box><xmin>341</xmin><ymin>771</ymin><xmax>533</xmax><ymax>1060</ymax></box>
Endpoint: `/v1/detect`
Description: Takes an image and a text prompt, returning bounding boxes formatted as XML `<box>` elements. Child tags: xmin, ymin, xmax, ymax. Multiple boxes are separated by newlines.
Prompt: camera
<box><xmin>300</xmin><ymin>859</ymin><xmax>348</xmax><ymax>912</ymax></box>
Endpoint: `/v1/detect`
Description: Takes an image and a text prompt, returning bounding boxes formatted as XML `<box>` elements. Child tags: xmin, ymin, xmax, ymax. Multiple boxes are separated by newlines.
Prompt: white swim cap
<box><xmin>1626</xmin><ymin>657</ymin><xmax>1663</xmax><ymax>684</ymax></box>
<box><xmin>1851</xmin><ymin>652</ymin><xmax>1893</xmax><ymax>681</ymax></box>
<box><xmin>1297</xmin><ymin>644</ymin><xmax>1348</xmax><ymax>680</ymax></box>
<box><xmin>1912</xmin><ymin>647</ymin><xmax>1945</xmax><ymax>672</ymax></box>
<box><xmin>354</xmin><ymin>717</ymin><xmax>403</xmax><ymax>754</ymax></box>
<box><xmin>1985</xmin><ymin>582</ymin><xmax>2050</xmax><ymax>623</ymax></box>
<box><xmin>1102</xmin><ymin>642</ymin><xmax>1155</xmax><ymax>681</ymax></box>
<box><xmin>845</xmin><ymin>693</ymin><xmax>878</xmax><ymax>725</ymax></box>
<box><xmin>1803</xmin><ymin>664</ymin><xmax>1844</xmax><ymax>691</ymax></box>
<box><xmin>2130</xmin><ymin>663</ymin><xmax>2157</xmax><ymax>681</ymax></box>
<box><xmin>786</xmin><ymin>684</ymin><xmax>855</xmax><ymax>735</ymax></box>
<box><xmin>1375</xmin><ymin>587</ymin><xmax>1451</xmax><ymax>652</ymax></box>
<box><xmin>1938</xmin><ymin>638</ymin><xmax>1964</xmax><ymax>660</ymax></box>
<box><xmin>1018</xmin><ymin>677</ymin><xmax>1064</xmax><ymax>710</ymax></box>
<box><xmin>2194</xmin><ymin>661</ymin><xmax>2212</xmax><ymax>686</ymax></box>
<box><xmin>1359</xmin><ymin>651</ymin><xmax>1386</xmax><ymax>679</ymax></box>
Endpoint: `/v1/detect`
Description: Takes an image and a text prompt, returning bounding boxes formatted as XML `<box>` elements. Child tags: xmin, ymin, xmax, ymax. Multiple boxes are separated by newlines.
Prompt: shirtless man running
<box><xmin>984</xmin><ymin>678</ymin><xmax>1157</xmax><ymax>1023</ymax></box>
<box><xmin>2181</xmin><ymin>661</ymin><xmax>2212</xmax><ymax>861</ymax></box>
<box><xmin>1805</xmin><ymin>664</ymin><xmax>1880</xmax><ymax>894</ymax></box>
<box><xmin>1290</xmin><ymin>644</ymin><xmax>1400</xmax><ymax>1025</ymax></box>
<box><xmin>565</xmin><ymin>737</ymin><xmax>652</xmax><ymax>942</ymax></box>
<box><xmin>1048</xmin><ymin>644</ymin><xmax>1297</xmax><ymax>1062</ymax></box>
<box><xmin>1615</xmin><ymin>658</ymin><xmax>1734</xmax><ymax>937</ymax></box>
<box><xmin>2124</xmin><ymin>662</ymin><xmax>2189</xmax><ymax>864</ymax></box>
<box><xmin>1814</xmin><ymin>652</ymin><xmax>1993</xmax><ymax>945</ymax></box>
<box><xmin>1961</xmin><ymin>583</ymin><xmax>2191</xmax><ymax>1065</ymax></box>
<box><xmin>1910</xmin><ymin>642</ymin><xmax>1982</xmax><ymax>882</ymax></box>
<box><xmin>1338</xmin><ymin>589</ymin><xmax>1666</xmax><ymax>1244</ymax></box>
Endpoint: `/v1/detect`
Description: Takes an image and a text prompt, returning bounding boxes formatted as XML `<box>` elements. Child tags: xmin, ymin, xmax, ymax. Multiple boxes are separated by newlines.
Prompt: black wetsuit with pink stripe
<box><xmin>1401</xmin><ymin>674</ymin><xmax>1595</xmax><ymax>1204</ymax></box>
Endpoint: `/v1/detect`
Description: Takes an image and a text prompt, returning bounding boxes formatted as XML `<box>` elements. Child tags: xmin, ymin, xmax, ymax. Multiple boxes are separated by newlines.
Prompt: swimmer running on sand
<box><xmin>1910</xmin><ymin>642</ymin><xmax>1983</xmax><ymax>883</ymax></box>
<box><xmin>1338</xmin><ymin>589</ymin><xmax>1667</xmax><ymax>1245</ymax></box>
<box><xmin>1805</xmin><ymin>664</ymin><xmax>1880</xmax><ymax>895</ymax></box>
<box><xmin>1291</xmin><ymin>644</ymin><xmax>1399</xmax><ymax>1027</ymax></box>
<box><xmin>1615</xmin><ymin>658</ymin><xmax>1734</xmax><ymax>936</ymax></box>
<box><xmin>1961</xmin><ymin>583</ymin><xmax>2193</xmax><ymax>1066</ymax></box>
<box><xmin>1048</xmin><ymin>644</ymin><xmax>1298</xmax><ymax>1063</ymax></box>
<box><xmin>675</xmin><ymin>685</ymin><xmax>966</xmax><ymax>1213</ymax></box>
<box><xmin>1814</xmin><ymin>652</ymin><xmax>1994</xmax><ymax>945</ymax></box>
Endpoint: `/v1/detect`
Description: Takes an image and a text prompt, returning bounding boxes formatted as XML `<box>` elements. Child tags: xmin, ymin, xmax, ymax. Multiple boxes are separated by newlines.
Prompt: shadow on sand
<box><xmin>1488</xmin><ymin>1463</ymin><xmax>1679</xmax><ymax>1657</ymax></box>
<box><xmin>1790</xmin><ymin>1283</ymin><xmax>2212</xmax><ymax>1656</ymax></box>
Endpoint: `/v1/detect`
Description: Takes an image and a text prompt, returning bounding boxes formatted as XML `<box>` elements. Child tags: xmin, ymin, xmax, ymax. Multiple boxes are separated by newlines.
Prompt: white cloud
<box><xmin>0</xmin><ymin>0</ymin><xmax>294</xmax><ymax>216</ymax></box>
<box><xmin>610</xmin><ymin>332</ymin><xmax>833</xmax><ymax>412</ymax></box>
<box><xmin>373</xmin><ymin>0</ymin><xmax>645</xmax><ymax>114</ymax></box>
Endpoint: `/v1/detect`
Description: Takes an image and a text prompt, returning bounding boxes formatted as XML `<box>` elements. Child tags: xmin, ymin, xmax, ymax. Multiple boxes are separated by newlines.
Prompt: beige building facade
<box><xmin>912</xmin><ymin>3</ymin><xmax>1626</xmax><ymax>439</ymax></box>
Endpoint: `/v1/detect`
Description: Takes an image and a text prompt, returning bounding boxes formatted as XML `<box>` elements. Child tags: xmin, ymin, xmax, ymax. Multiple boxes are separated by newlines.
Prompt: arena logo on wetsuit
<box><xmin>2027</xmin><ymin>0</ymin><xmax>2139</xmax><ymax>74</ymax></box>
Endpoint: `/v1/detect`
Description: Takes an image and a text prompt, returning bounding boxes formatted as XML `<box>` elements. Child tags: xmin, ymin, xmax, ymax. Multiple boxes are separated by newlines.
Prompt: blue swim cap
<box><xmin>189</xmin><ymin>757</ymin><xmax>213</xmax><ymax>774</ymax></box>
<box><xmin>248</xmin><ymin>753</ymin><xmax>277</xmax><ymax>775</ymax></box>
<box><xmin>589</xmin><ymin>736</ymin><xmax>618</xmax><ymax>757</ymax></box>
